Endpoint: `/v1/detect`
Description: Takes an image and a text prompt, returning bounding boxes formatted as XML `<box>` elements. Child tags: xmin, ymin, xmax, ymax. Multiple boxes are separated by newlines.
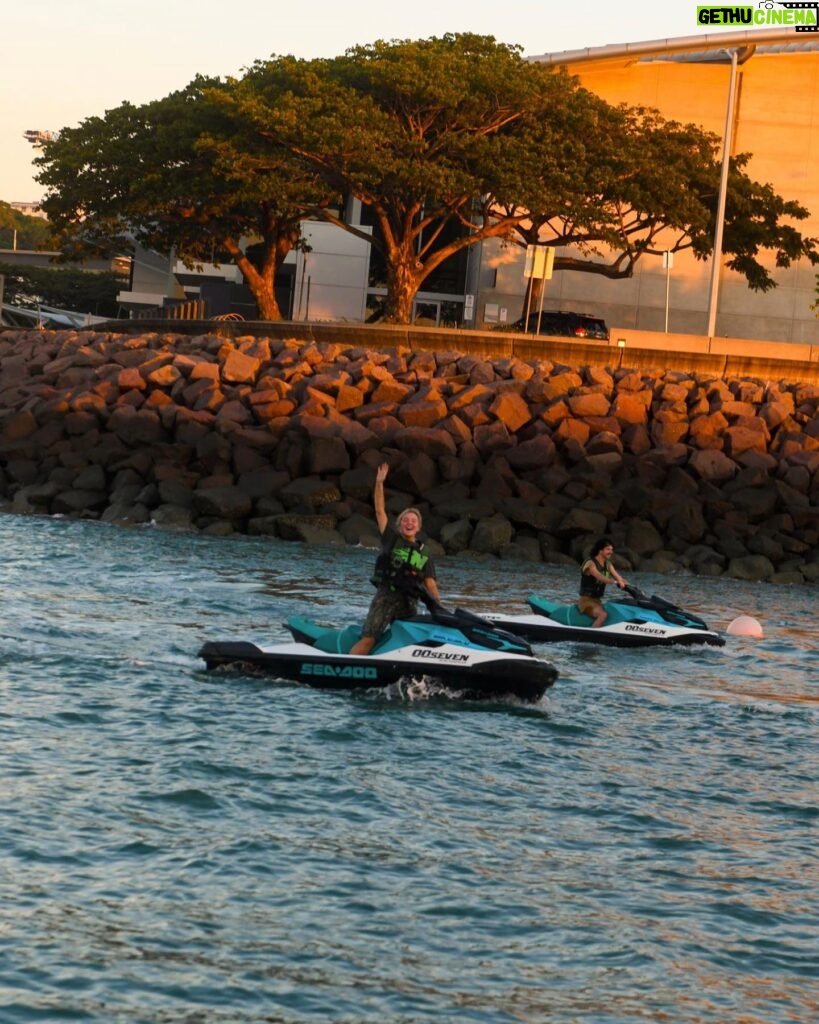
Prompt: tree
<box><xmin>0</xmin><ymin>263</ymin><xmax>125</xmax><ymax>317</ymax></box>
<box><xmin>234</xmin><ymin>34</ymin><xmax>601</xmax><ymax>323</ymax></box>
<box><xmin>35</xmin><ymin>77</ymin><xmax>340</xmax><ymax>320</ymax></box>
<box><xmin>491</xmin><ymin>105</ymin><xmax>819</xmax><ymax>302</ymax></box>
<box><xmin>240</xmin><ymin>38</ymin><xmax>818</xmax><ymax>321</ymax></box>
<box><xmin>0</xmin><ymin>202</ymin><xmax>53</xmax><ymax>251</ymax></box>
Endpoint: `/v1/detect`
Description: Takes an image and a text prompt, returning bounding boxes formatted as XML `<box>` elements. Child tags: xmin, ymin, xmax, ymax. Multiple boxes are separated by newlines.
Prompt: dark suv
<box><xmin>506</xmin><ymin>310</ymin><xmax>609</xmax><ymax>340</ymax></box>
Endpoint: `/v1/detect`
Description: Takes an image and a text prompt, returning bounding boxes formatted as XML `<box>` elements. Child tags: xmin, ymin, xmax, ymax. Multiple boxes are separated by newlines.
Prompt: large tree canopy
<box><xmin>231</xmin><ymin>34</ymin><xmax>605</xmax><ymax>322</ymax></box>
<box><xmin>233</xmin><ymin>33</ymin><xmax>818</xmax><ymax>321</ymax></box>
<box><xmin>35</xmin><ymin>76</ymin><xmax>340</xmax><ymax>319</ymax></box>
<box><xmin>496</xmin><ymin>105</ymin><xmax>819</xmax><ymax>295</ymax></box>
<box><xmin>35</xmin><ymin>33</ymin><xmax>819</xmax><ymax>325</ymax></box>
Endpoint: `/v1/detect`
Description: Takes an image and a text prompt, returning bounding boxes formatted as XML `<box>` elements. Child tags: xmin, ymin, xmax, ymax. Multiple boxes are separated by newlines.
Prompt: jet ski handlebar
<box><xmin>624</xmin><ymin>584</ymin><xmax>709</xmax><ymax>630</ymax></box>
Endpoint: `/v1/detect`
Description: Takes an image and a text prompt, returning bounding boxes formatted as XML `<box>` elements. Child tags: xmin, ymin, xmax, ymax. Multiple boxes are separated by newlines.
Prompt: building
<box><xmin>117</xmin><ymin>26</ymin><xmax>819</xmax><ymax>343</ymax></box>
<box><xmin>8</xmin><ymin>201</ymin><xmax>46</xmax><ymax>220</ymax></box>
<box><xmin>473</xmin><ymin>27</ymin><xmax>819</xmax><ymax>344</ymax></box>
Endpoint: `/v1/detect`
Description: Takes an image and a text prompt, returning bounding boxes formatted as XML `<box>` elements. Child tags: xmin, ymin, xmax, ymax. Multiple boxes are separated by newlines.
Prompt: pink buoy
<box><xmin>726</xmin><ymin>615</ymin><xmax>764</xmax><ymax>639</ymax></box>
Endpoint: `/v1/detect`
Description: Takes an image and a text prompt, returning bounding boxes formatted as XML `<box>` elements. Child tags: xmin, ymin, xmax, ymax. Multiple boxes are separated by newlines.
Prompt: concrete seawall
<box><xmin>1</xmin><ymin>326</ymin><xmax>817</xmax><ymax>584</ymax></box>
<box><xmin>107</xmin><ymin>319</ymin><xmax>819</xmax><ymax>384</ymax></box>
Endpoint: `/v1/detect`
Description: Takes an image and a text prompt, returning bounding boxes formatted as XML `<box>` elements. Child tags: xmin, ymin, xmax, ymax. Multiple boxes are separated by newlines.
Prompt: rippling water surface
<box><xmin>0</xmin><ymin>513</ymin><xmax>816</xmax><ymax>1023</ymax></box>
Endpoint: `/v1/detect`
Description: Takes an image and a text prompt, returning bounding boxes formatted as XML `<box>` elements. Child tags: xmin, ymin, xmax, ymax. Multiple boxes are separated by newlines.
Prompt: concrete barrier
<box><xmin>62</xmin><ymin>318</ymin><xmax>819</xmax><ymax>383</ymax></box>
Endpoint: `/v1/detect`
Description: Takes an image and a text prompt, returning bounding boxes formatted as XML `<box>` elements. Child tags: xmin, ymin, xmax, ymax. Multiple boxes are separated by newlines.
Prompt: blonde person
<box><xmin>349</xmin><ymin>463</ymin><xmax>441</xmax><ymax>655</ymax></box>
<box><xmin>578</xmin><ymin>536</ymin><xmax>628</xmax><ymax>628</ymax></box>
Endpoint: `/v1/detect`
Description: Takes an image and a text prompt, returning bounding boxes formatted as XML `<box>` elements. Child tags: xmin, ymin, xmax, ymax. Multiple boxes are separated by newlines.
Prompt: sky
<box><xmin>1</xmin><ymin>0</ymin><xmax>743</xmax><ymax>203</ymax></box>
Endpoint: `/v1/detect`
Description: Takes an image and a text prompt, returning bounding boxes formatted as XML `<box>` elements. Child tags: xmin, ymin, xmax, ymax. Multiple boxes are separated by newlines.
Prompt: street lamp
<box><xmin>706</xmin><ymin>49</ymin><xmax>741</xmax><ymax>338</ymax></box>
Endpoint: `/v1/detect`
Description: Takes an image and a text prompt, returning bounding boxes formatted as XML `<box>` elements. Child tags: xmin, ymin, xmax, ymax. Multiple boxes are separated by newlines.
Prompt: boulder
<box><xmin>727</xmin><ymin>554</ymin><xmax>775</xmax><ymax>581</ymax></box>
<box><xmin>470</xmin><ymin>513</ymin><xmax>514</xmax><ymax>555</ymax></box>
<box><xmin>191</xmin><ymin>486</ymin><xmax>252</xmax><ymax>520</ymax></box>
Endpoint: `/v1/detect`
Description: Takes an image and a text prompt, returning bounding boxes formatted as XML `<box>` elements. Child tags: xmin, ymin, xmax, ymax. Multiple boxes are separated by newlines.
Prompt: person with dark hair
<box><xmin>578</xmin><ymin>536</ymin><xmax>628</xmax><ymax>627</ymax></box>
<box><xmin>349</xmin><ymin>462</ymin><xmax>441</xmax><ymax>655</ymax></box>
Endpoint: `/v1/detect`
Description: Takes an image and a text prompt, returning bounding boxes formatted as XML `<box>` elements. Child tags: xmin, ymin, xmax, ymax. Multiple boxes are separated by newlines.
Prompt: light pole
<box><xmin>663</xmin><ymin>250</ymin><xmax>673</xmax><ymax>332</ymax></box>
<box><xmin>706</xmin><ymin>48</ymin><xmax>740</xmax><ymax>338</ymax></box>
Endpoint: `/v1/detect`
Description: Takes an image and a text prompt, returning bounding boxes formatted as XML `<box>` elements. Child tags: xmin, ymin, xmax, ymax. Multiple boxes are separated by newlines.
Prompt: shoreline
<box><xmin>1</xmin><ymin>327</ymin><xmax>817</xmax><ymax>584</ymax></box>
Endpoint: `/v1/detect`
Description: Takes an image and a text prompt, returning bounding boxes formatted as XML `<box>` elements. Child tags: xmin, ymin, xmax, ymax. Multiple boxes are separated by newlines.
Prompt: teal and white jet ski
<box><xmin>199</xmin><ymin>604</ymin><xmax>558</xmax><ymax>702</ymax></box>
<box><xmin>484</xmin><ymin>587</ymin><xmax>725</xmax><ymax>648</ymax></box>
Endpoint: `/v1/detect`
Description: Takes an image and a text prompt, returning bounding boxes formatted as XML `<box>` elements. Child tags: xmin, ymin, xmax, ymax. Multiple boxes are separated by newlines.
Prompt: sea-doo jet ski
<box><xmin>198</xmin><ymin>604</ymin><xmax>558</xmax><ymax>702</ymax></box>
<box><xmin>484</xmin><ymin>586</ymin><xmax>725</xmax><ymax>648</ymax></box>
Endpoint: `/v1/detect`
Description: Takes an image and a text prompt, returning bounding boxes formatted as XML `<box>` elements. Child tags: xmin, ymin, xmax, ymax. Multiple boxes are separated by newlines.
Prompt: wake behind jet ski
<box><xmin>483</xmin><ymin>586</ymin><xmax>725</xmax><ymax>648</ymax></box>
<box><xmin>198</xmin><ymin>603</ymin><xmax>558</xmax><ymax>703</ymax></box>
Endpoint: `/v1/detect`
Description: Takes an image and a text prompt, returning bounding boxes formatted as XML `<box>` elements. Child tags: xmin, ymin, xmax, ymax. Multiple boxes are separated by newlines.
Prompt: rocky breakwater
<box><xmin>1</xmin><ymin>328</ymin><xmax>818</xmax><ymax>584</ymax></box>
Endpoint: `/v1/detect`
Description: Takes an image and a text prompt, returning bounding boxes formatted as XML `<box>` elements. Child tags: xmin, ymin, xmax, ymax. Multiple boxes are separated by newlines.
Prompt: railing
<box><xmin>134</xmin><ymin>298</ymin><xmax>207</xmax><ymax>321</ymax></box>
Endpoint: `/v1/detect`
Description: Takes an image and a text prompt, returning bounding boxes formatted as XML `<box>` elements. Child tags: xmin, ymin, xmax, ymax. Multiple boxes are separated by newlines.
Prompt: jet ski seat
<box><xmin>528</xmin><ymin>596</ymin><xmax>594</xmax><ymax>626</ymax></box>
<box><xmin>312</xmin><ymin>624</ymin><xmax>361</xmax><ymax>654</ymax></box>
<box><xmin>287</xmin><ymin>616</ymin><xmax>363</xmax><ymax>653</ymax></box>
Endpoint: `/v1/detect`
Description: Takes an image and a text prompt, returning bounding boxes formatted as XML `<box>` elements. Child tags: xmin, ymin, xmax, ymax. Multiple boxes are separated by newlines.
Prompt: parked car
<box><xmin>498</xmin><ymin>310</ymin><xmax>609</xmax><ymax>340</ymax></box>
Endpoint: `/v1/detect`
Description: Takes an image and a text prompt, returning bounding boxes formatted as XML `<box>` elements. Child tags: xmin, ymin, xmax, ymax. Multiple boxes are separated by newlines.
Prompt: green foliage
<box><xmin>236</xmin><ymin>35</ymin><xmax>589</xmax><ymax>320</ymax></box>
<box><xmin>33</xmin><ymin>32</ymin><xmax>819</xmax><ymax>324</ymax></box>
<box><xmin>35</xmin><ymin>77</ymin><xmax>338</xmax><ymax>319</ymax></box>
<box><xmin>0</xmin><ymin>203</ymin><xmax>53</xmax><ymax>251</ymax></box>
<box><xmin>239</xmin><ymin>34</ymin><xmax>818</xmax><ymax>319</ymax></box>
<box><xmin>496</xmin><ymin>106</ymin><xmax>819</xmax><ymax>289</ymax></box>
<box><xmin>0</xmin><ymin>262</ymin><xmax>125</xmax><ymax>317</ymax></box>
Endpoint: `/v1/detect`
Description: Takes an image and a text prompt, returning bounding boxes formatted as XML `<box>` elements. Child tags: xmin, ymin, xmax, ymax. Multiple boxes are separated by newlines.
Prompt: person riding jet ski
<box><xmin>349</xmin><ymin>462</ymin><xmax>442</xmax><ymax>655</ymax></box>
<box><xmin>578</xmin><ymin>536</ymin><xmax>629</xmax><ymax>627</ymax></box>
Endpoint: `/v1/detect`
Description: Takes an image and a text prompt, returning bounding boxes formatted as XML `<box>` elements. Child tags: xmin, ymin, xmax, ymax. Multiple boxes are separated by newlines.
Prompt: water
<box><xmin>0</xmin><ymin>513</ymin><xmax>816</xmax><ymax>1024</ymax></box>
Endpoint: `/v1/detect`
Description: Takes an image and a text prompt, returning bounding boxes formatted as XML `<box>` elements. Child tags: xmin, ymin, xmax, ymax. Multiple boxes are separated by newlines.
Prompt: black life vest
<box><xmin>579</xmin><ymin>557</ymin><xmax>612</xmax><ymax>600</ymax></box>
<box><xmin>372</xmin><ymin>532</ymin><xmax>431</xmax><ymax>594</ymax></box>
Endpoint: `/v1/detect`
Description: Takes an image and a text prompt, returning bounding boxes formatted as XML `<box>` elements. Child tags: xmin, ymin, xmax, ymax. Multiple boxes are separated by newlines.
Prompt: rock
<box><xmin>192</xmin><ymin>486</ymin><xmax>252</xmax><ymax>521</ymax></box>
<box><xmin>279</xmin><ymin>477</ymin><xmax>342</xmax><ymax>510</ymax></box>
<box><xmin>470</xmin><ymin>513</ymin><xmax>514</xmax><ymax>555</ymax></box>
<box><xmin>272</xmin><ymin>513</ymin><xmax>340</xmax><ymax>541</ymax></box>
<box><xmin>557</xmin><ymin>507</ymin><xmax>608</xmax><ymax>538</ymax></box>
<box><xmin>0</xmin><ymin>327</ymin><xmax>815</xmax><ymax>584</ymax></box>
<box><xmin>440</xmin><ymin>517</ymin><xmax>473</xmax><ymax>554</ymax></box>
<box><xmin>727</xmin><ymin>554</ymin><xmax>775</xmax><ymax>581</ymax></box>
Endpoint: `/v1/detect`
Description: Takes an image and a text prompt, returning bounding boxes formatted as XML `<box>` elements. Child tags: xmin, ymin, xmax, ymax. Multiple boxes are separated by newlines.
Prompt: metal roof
<box><xmin>529</xmin><ymin>27</ymin><xmax>819</xmax><ymax>67</ymax></box>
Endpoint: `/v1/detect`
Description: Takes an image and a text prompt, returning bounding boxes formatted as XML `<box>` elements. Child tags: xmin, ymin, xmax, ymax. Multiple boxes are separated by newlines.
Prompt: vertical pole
<box><xmin>665</xmin><ymin>261</ymin><xmax>671</xmax><ymax>333</ymax></box>
<box><xmin>707</xmin><ymin>48</ymin><xmax>739</xmax><ymax>338</ymax></box>
<box><xmin>535</xmin><ymin>267</ymin><xmax>546</xmax><ymax>335</ymax></box>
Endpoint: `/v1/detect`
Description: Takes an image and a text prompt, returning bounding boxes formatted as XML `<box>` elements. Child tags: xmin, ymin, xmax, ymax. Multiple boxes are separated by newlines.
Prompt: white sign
<box><xmin>524</xmin><ymin>245</ymin><xmax>555</xmax><ymax>280</ymax></box>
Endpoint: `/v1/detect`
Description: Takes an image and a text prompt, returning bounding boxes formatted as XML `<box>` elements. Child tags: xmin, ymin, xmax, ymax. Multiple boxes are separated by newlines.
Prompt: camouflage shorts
<box><xmin>361</xmin><ymin>587</ymin><xmax>418</xmax><ymax>640</ymax></box>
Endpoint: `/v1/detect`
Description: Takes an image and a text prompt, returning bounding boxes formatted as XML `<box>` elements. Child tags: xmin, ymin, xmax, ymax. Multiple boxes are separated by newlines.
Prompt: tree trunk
<box><xmin>247</xmin><ymin>273</ymin><xmax>282</xmax><ymax>320</ymax></box>
<box><xmin>384</xmin><ymin>255</ymin><xmax>421</xmax><ymax>324</ymax></box>
<box><xmin>227</xmin><ymin>244</ymin><xmax>282</xmax><ymax>320</ymax></box>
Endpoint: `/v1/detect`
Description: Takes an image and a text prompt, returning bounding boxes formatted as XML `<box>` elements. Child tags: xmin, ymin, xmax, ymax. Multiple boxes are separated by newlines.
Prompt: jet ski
<box><xmin>484</xmin><ymin>586</ymin><xmax>725</xmax><ymax>648</ymax></box>
<box><xmin>198</xmin><ymin>604</ymin><xmax>558</xmax><ymax>703</ymax></box>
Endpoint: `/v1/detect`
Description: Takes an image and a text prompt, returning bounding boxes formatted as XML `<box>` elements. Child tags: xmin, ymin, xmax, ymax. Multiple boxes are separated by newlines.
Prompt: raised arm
<box><xmin>373</xmin><ymin>462</ymin><xmax>389</xmax><ymax>534</ymax></box>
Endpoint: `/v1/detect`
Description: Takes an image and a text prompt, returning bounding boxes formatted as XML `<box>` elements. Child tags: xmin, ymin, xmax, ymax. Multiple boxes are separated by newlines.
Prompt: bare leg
<box><xmin>592</xmin><ymin>608</ymin><xmax>608</xmax><ymax>628</ymax></box>
<box><xmin>349</xmin><ymin>635</ymin><xmax>376</xmax><ymax>656</ymax></box>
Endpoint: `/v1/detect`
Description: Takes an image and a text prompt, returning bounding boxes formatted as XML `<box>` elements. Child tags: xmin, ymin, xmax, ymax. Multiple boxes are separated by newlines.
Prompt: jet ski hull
<box><xmin>485</xmin><ymin>593</ymin><xmax>725</xmax><ymax>648</ymax></box>
<box><xmin>199</xmin><ymin>609</ymin><xmax>558</xmax><ymax>702</ymax></box>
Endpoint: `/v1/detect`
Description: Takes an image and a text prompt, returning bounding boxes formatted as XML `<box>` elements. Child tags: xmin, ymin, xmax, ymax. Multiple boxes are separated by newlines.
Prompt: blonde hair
<box><xmin>395</xmin><ymin>507</ymin><xmax>422</xmax><ymax>532</ymax></box>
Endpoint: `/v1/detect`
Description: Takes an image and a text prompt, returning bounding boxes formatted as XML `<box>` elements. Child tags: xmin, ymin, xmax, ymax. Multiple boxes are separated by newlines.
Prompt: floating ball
<box><xmin>726</xmin><ymin>615</ymin><xmax>764</xmax><ymax>639</ymax></box>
